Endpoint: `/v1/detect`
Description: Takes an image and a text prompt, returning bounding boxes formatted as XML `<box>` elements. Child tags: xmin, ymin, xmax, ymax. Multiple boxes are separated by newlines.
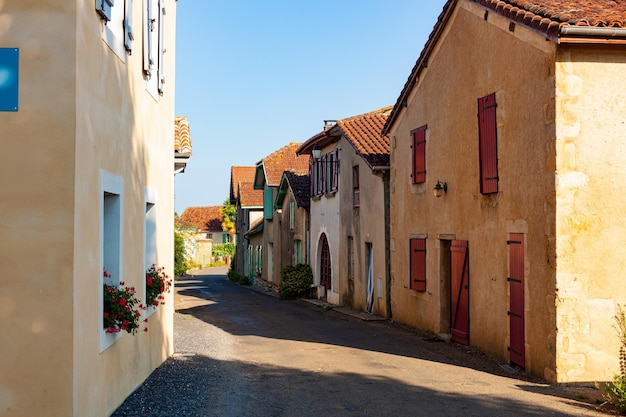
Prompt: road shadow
<box><xmin>112</xmin><ymin>354</ymin><xmax>607</xmax><ymax>417</ymax></box>
<box><xmin>172</xmin><ymin>269</ymin><xmax>613</xmax><ymax>416</ymax></box>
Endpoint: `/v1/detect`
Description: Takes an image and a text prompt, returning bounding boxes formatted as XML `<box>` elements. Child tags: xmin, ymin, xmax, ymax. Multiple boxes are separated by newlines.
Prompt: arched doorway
<box><xmin>319</xmin><ymin>234</ymin><xmax>331</xmax><ymax>291</ymax></box>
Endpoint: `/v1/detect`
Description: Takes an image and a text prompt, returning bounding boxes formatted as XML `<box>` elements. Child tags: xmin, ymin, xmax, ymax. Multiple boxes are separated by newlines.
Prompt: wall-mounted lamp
<box><xmin>276</xmin><ymin>208</ymin><xmax>283</xmax><ymax>214</ymax></box>
<box><xmin>311</xmin><ymin>144</ymin><xmax>322</xmax><ymax>160</ymax></box>
<box><xmin>433</xmin><ymin>180</ymin><xmax>447</xmax><ymax>198</ymax></box>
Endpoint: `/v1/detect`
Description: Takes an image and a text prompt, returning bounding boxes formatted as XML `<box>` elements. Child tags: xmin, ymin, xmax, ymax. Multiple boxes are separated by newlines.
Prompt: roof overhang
<box><xmin>174</xmin><ymin>152</ymin><xmax>191</xmax><ymax>175</ymax></box>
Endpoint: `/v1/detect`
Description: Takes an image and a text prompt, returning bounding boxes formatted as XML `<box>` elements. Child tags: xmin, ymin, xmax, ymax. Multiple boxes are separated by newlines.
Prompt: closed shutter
<box><xmin>331</xmin><ymin>150</ymin><xmax>339</xmax><ymax>193</ymax></box>
<box><xmin>263</xmin><ymin>188</ymin><xmax>273</xmax><ymax>220</ymax></box>
<box><xmin>320</xmin><ymin>155</ymin><xmax>327</xmax><ymax>195</ymax></box>
<box><xmin>353</xmin><ymin>166</ymin><xmax>360</xmax><ymax>208</ymax></box>
<box><xmin>96</xmin><ymin>0</ymin><xmax>114</xmax><ymax>21</ymax></box>
<box><xmin>451</xmin><ymin>240</ymin><xmax>470</xmax><ymax>345</ymax></box>
<box><xmin>508</xmin><ymin>234</ymin><xmax>525</xmax><ymax>367</ymax></box>
<box><xmin>478</xmin><ymin>93</ymin><xmax>498</xmax><ymax>194</ymax></box>
<box><xmin>142</xmin><ymin>0</ymin><xmax>154</xmax><ymax>76</ymax></box>
<box><xmin>410</xmin><ymin>238</ymin><xmax>426</xmax><ymax>292</ymax></box>
<box><xmin>157</xmin><ymin>0</ymin><xmax>166</xmax><ymax>93</ymax></box>
<box><xmin>412</xmin><ymin>127</ymin><xmax>426</xmax><ymax>184</ymax></box>
<box><xmin>124</xmin><ymin>0</ymin><xmax>134</xmax><ymax>52</ymax></box>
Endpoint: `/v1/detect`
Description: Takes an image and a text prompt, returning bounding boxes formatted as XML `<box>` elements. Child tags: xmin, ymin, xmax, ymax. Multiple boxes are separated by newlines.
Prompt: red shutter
<box><xmin>478</xmin><ymin>93</ymin><xmax>498</xmax><ymax>194</ymax></box>
<box><xmin>508</xmin><ymin>234</ymin><xmax>525</xmax><ymax>367</ymax></box>
<box><xmin>410</xmin><ymin>238</ymin><xmax>426</xmax><ymax>292</ymax></box>
<box><xmin>412</xmin><ymin>128</ymin><xmax>426</xmax><ymax>184</ymax></box>
<box><xmin>451</xmin><ymin>240</ymin><xmax>470</xmax><ymax>345</ymax></box>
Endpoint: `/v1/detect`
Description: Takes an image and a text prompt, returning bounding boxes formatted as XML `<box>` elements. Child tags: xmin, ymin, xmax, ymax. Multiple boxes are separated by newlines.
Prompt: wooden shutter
<box><xmin>410</xmin><ymin>238</ymin><xmax>426</xmax><ymax>292</ymax></box>
<box><xmin>331</xmin><ymin>150</ymin><xmax>339</xmax><ymax>193</ymax></box>
<box><xmin>508</xmin><ymin>234</ymin><xmax>525</xmax><ymax>367</ymax></box>
<box><xmin>451</xmin><ymin>240</ymin><xmax>470</xmax><ymax>345</ymax></box>
<box><xmin>157</xmin><ymin>0</ymin><xmax>166</xmax><ymax>93</ymax></box>
<box><xmin>263</xmin><ymin>188</ymin><xmax>273</xmax><ymax>220</ymax></box>
<box><xmin>412</xmin><ymin>127</ymin><xmax>426</xmax><ymax>184</ymax></box>
<box><xmin>320</xmin><ymin>154</ymin><xmax>327</xmax><ymax>195</ymax></box>
<box><xmin>353</xmin><ymin>166</ymin><xmax>360</xmax><ymax>208</ymax></box>
<box><xmin>124</xmin><ymin>0</ymin><xmax>134</xmax><ymax>52</ymax></box>
<box><xmin>142</xmin><ymin>0</ymin><xmax>154</xmax><ymax>75</ymax></box>
<box><xmin>478</xmin><ymin>93</ymin><xmax>498</xmax><ymax>194</ymax></box>
<box><xmin>96</xmin><ymin>0</ymin><xmax>114</xmax><ymax>21</ymax></box>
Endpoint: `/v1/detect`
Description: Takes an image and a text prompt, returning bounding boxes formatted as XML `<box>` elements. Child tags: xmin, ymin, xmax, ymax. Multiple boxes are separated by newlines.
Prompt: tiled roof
<box><xmin>284</xmin><ymin>172</ymin><xmax>310</xmax><ymax>208</ymax></box>
<box><xmin>297</xmin><ymin>108</ymin><xmax>391</xmax><ymax>169</ymax></box>
<box><xmin>174</xmin><ymin>116</ymin><xmax>192</xmax><ymax>154</ymax></box>
<box><xmin>239</xmin><ymin>181</ymin><xmax>264</xmax><ymax>207</ymax></box>
<box><xmin>230</xmin><ymin>166</ymin><xmax>257</xmax><ymax>201</ymax></box>
<box><xmin>336</xmin><ymin>107</ymin><xmax>391</xmax><ymax>168</ymax></box>
<box><xmin>383</xmin><ymin>0</ymin><xmax>626</xmax><ymax>135</ymax></box>
<box><xmin>472</xmin><ymin>0</ymin><xmax>626</xmax><ymax>37</ymax></box>
<box><xmin>258</xmin><ymin>142</ymin><xmax>310</xmax><ymax>186</ymax></box>
<box><xmin>176</xmin><ymin>206</ymin><xmax>224</xmax><ymax>232</ymax></box>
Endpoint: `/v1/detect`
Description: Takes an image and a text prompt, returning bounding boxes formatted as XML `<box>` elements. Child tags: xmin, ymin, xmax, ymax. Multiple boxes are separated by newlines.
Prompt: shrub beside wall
<box><xmin>279</xmin><ymin>264</ymin><xmax>312</xmax><ymax>300</ymax></box>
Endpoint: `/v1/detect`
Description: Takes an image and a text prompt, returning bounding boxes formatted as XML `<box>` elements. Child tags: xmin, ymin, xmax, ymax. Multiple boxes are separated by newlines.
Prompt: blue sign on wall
<box><xmin>0</xmin><ymin>48</ymin><xmax>19</xmax><ymax>112</ymax></box>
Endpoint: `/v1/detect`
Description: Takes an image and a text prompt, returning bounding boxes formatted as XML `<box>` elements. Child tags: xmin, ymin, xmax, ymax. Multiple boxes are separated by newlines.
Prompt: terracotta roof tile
<box><xmin>336</xmin><ymin>107</ymin><xmax>392</xmax><ymax>168</ymax></box>
<box><xmin>176</xmin><ymin>206</ymin><xmax>223</xmax><ymax>232</ymax></box>
<box><xmin>174</xmin><ymin>116</ymin><xmax>192</xmax><ymax>155</ymax></box>
<box><xmin>472</xmin><ymin>0</ymin><xmax>626</xmax><ymax>37</ymax></box>
<box><xmin>239</xmin><ymin>181</ymin><xmax>264</xmax><ymax>207</ymax></box>
<box><xmin>259</xmin><ymin>142</ymin><xmax>310</xmax><ymax>186</ymax></box>
<box><xmin>284</xmin><ymin>172</ymin><xmax>311</xmax><ymax>208</ymax></box>
<box><xmin>230</xmin><ymin>166</ymin><xmax>256</xmax><ymax>201</ymax></box>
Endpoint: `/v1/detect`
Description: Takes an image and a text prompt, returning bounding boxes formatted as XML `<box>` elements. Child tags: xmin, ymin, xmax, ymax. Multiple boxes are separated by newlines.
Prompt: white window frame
<box><xmin>99</xmin><ymin>0</ymin><xmax>134</xmax><ymax>61</ymax></box>
<box><xmin>144</xmin><ymin>187</ymin><xmax>157</xmax><ymax>317</ymax></box>
<box><xmin>100</xmin><ymin>171</ymin><xmax>124</xmax><ymax>352</ymax></box>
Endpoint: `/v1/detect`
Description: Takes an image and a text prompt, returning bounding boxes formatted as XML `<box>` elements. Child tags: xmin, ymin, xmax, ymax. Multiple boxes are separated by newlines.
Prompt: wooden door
<box><xmin>508</xmin><ymin>234</ymin><xmax>525</xmax><ymax>367</ymax></box>
<box><xmin>320</xmin><ymin>234</ymin><xmax>331</xmax><ymax>290</ymax></box>
<box><xmin>451</xmin><ymin>240</ymin><xmax>469</xmax><ymax>345</ymax></box>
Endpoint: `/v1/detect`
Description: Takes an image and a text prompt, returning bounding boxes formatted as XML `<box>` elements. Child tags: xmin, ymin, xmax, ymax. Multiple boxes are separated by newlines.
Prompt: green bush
<box><xmin>174</xmin><ymin>231</ymin><xmax>189</xmax><ymax>277</ymax></box>
<box><xmin>279</xmin><ymin>264</ymin><xmax>313</xmax><ymax>300</ymax></box>
<box><xmin>228</xmin><ymin>268</ymin><xmax>250</xmax><ymax>285</ymax></box>
<box><xmin>213</xmin><ymin>242</ymin><xmax>235</xmax><ymax>258</ymax></box>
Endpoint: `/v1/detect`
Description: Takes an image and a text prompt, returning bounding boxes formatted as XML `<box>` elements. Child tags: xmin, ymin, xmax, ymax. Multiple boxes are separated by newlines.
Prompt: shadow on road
<box><xmin>113</xmin><ymin>353</ymin><xmax>606</xmax><ymax>417</ymax></box>
<box><xmin>170</xmin><ymin>268</ymin><xmax>612</xmax><ymax>416</ymax></box>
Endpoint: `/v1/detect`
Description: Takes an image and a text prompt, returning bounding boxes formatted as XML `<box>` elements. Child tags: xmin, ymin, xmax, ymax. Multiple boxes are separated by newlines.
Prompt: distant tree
<box><xmin>174</xmin><ymin>231</ymin><xmax>188</xmax><ymax>277</ymax></box>
<box><xmin>221</xmin><ymin>198</ymin><xmax>236</xmax><ymax>235</ymax></box>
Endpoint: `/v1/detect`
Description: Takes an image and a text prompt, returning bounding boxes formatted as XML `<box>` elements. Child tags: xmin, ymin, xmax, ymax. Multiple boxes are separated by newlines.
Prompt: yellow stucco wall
<box><xmin>389</xmin><ymin>1</ymin><xmax>560</xmax><ymax>381</ymax></box>
<box><xmin>0</xmin><ymin>0</ymin><xmax>177</xmax><ymax>415</ymax></box>
<box><xmin>554</xmin><ymin>44</ymin><xmax>626</xmax><ymax>382</ymax></box>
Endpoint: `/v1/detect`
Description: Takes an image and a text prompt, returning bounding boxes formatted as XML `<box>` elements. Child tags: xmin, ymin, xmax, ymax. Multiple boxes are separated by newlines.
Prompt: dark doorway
<box><xmin>320</xmin><ymin>234</ymin><xmax>331</xmax><ymax>291</ymax></box>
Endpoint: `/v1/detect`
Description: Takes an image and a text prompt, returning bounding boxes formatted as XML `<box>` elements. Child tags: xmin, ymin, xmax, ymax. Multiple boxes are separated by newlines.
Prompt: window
<box><xmin>97</xmin><ymin>0</ymin><xmax>134</xmax><ymax>60</ymax></box>
<box><xmin>293</xmin><ymin>240</ymin><xmax>302</xmax><ymax>265</ymax></box>
<box><xmin>352</xmin><ymin>166</ymin><xmax>360</xmax><ymax>208</ymax></box>
<box><xmin>411</xmin><ymin>126</ymin><xmax>427</xmax><ymax>184</ymax></box>
<box><xmin>100</xmin><ymin>171</ymin><xmax>123</xmax><ymax>351</ymax></box>
<box><xmin>263</xmin><ymin>188</ymin><xmax>273</xmax><ymax>220</ymax></box>
<box><xmin>144</xmin><ymin>189</ymin><xmax>157</xmax><ymax>316</ymax></box>
<box><xmin>208</xmin><ymin>233</ymin><xmax>213</xmax><ymax>239</ymax></box>
<box><xmin>311</xmin><ymin>149</ymin><xmax>340</xmax><ymax>197</ymax></box>
<box><xmin>409</xmin><ymin>238</ymin><xmax>426</xmax><ymax>292</ymax></box>
<box><xmin>289</xmin><ymin>201</ymin><xmax>295</xmax><ymax>230</ymax></box>
<box><xmin>143</xmin><ymin>0</ymin><xmax>166</xmax><ymax>97</ymax></box>
<box><xmin>478</xmin><ymin>92</ymin><xmax>498</xmax><ymax>194</ymax></box>
<box><xmin>348</xmin><ymin>236</ymin><xmax>354</xmax><ymax>281</ymax></box>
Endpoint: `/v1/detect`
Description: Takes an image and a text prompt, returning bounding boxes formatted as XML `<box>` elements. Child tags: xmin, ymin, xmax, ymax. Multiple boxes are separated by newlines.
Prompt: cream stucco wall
<box><xmin>337</xmin><ymin>138</ymin><xmax>388</xmax><ymax>317</ymax></box>
<box><xmin>0</xmin><ymin>0</ymin><xmax>177</xmax><ymax>415</ymax></box>
<box><xmin>389</xmin><ymin>1</ymin><xmax>559</xmax><ymax>381</ymax></box>
<box><xmin>554</xmin><ymin>45</ymin><xmax>626</xmax><ymax>382</ymax></box>
<box><xmin>309</xmin><ymin>139</ymin><xmax>388</xmax><ymax>317</ymax></box>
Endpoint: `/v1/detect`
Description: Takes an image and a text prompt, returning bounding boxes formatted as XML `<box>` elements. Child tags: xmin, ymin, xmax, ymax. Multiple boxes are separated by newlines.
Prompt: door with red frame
<box><xmin>319</xmin><ymin>234</ymin><xmax>331</xmax><ymax>291</ymax></box>
<box><xmin>508</xmin><ymin>234</ymin><xmax>525</xmax><ymax>367</ymax></box>
<box><xmin>451</xmin><ymin>240</ymin><xmax>469</xmax><ymax>345</ymax></box>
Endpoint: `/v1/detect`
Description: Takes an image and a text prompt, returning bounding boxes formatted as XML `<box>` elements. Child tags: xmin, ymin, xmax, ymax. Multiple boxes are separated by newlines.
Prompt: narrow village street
<box><xmin>113</xmin><ymin>268</ymin><xmax>613</xmax><ymax>417</ymax></box>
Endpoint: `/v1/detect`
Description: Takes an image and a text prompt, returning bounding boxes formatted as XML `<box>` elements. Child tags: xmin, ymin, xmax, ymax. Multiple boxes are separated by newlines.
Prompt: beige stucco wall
<box><xmin>310</xmin><ymin>144</ymin><xmax>342</xmax><ymax>304</ymax></box>
<box><xmin>554</xmin><ymin>44</ymin><xmax>626</xmax><ymax>382</ymax></box>
<box><xmin>337</xmin><ymin>138</ymin><xmax>388</xmax><ymax>317</ymax></box>
<box><xmin>0</xmin><ymin>1</ymin><xmax>77</xmax><ymax>415</ymax></box>
<box><xmin>389</xmin><ymin>1</ymin><xmax>559</xmax><ymax>380</ymax></box>
<box><xmin>0</xmin><ymin>0</ymin><xmax>176</xmax><ymax>415</ymax></box>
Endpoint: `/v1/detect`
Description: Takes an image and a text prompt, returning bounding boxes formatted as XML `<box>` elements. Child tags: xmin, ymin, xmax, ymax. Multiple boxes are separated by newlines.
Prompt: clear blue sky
<box><xmin>174</xmin><ymin>1</ymin><xmax>447</xmax><ymax>214</ymax></box>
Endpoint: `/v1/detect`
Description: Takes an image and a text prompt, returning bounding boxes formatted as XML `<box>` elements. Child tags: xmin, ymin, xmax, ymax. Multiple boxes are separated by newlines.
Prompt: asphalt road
<box><xmin>113</xmin><ymin>267</ymin><xmax>614</xmax><ymax>417</ymax></box>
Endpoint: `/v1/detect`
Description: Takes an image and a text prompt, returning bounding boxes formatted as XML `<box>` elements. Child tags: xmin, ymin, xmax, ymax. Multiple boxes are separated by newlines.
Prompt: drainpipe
<box><xmin>560</xmin><ymin>26</ymin><xmax>626</xmax><ymax>39</ymax></box>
